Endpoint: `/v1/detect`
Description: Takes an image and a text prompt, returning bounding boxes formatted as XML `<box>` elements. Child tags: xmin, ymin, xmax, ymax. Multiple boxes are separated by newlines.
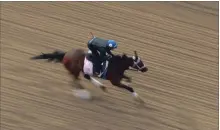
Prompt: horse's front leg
<box><xmin>84</xmin><ymin>74</ymin><xmax>107</xmax><ymax>92</ymax></box>
<box><xmin>122</xmin><ymin>74</ymin><xmax>132</xmax><ymax>83</ymax></box>
<box><xmin>111</xmin><ymin>79</ymin><xmax>144</xmax><ymax>103</ymax></box>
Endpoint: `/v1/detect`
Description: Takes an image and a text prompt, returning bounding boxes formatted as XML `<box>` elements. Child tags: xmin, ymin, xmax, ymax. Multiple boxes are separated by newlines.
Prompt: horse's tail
<box><xmin>30</xmin><ymin>50</ymin><xmax>66</xmax><ymax>63</ymax></box>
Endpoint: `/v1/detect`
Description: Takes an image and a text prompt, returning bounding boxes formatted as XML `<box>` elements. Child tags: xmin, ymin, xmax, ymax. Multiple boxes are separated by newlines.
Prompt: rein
<box><xmin>132</xmin><ymin>57</ymin><xmax>146</xmax><ymax>71</ymax></box>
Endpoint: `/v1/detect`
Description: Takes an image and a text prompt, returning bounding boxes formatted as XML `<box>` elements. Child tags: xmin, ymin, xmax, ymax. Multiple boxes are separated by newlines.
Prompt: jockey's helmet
<box><xmin>107</xmin><ymin>40</ymin><xmax>117</xmax><ymax>49</ymax></box>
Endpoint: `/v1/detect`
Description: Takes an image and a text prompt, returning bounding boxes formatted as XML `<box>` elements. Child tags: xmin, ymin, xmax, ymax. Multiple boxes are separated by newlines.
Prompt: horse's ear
<box><xmin>122</xmin><ymin>53</ymin><xmax>127</xmax><ymax>59</ymax></box>
<box><xmin>134</xmin><ymin>51</ymin><xmax>138</xmax><ymax>60</ymax></box>
<box><xmin>134</xmin><ymin>51</ymin><xmax>138</xmax><ymax>57</ymax></box>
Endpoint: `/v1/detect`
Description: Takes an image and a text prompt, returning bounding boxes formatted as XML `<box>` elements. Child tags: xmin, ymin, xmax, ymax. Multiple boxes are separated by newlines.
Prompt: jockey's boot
<box><xmin>101</xmin><ymin>61</ymin><xmax>106</xmax><ymax>73</ymax></box>
<box><xmin>98</xmin><ymin>62</ymin><xmax>102</xmax><ymax>74</ymax></box>
<box><xmin>93</xmin><ymin>62</ymin><xmax>101</xmax><ymax>75</ymax></box>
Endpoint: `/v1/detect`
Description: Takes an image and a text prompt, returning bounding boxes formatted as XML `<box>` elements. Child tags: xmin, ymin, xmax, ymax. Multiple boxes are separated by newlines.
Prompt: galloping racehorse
<box><xmin>31</xmin><ymin>48</ymin><xmax>148</xmax><ymax>102</ymax></box>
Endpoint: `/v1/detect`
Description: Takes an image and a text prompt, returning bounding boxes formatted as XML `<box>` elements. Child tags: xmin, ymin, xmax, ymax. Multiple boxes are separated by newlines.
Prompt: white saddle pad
<box><xmin>83</xmin><ymin>57</ymin><xmax>93</xmax><ymax>76</ymax></box>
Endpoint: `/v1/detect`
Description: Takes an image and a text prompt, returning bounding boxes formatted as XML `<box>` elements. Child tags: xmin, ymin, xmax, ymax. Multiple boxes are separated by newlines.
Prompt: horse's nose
<box><xmin>142</xmin><ymin>67</ymin><xmax>148</xmax><ymax>72</ymax></box>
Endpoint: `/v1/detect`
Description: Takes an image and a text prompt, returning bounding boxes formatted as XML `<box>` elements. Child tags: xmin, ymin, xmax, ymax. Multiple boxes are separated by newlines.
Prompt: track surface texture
<box><xmin>1</xmin><ymin>2</ymin><xmax>219</xmax><ymax>130</ymax></box>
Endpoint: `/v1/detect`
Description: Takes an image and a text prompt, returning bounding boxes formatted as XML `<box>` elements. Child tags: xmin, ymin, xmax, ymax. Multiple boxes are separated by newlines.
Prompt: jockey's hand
<box><xmin>106</xmin><ymin>54</ymin><xmax>112</xmax><ymax>59</ymax></box>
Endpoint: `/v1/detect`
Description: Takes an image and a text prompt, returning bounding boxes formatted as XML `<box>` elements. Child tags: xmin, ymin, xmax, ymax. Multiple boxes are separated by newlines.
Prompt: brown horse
<box><xmin>31</xmin><ymin>48</ymin><xmax>148</xmax><ymax>102</ymax></box>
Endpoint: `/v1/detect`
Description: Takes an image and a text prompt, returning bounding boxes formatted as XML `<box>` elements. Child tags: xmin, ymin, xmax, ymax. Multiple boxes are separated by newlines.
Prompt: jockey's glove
<box><xmin>106</xmin><ymin>55</ymin><xmax>112</xmax><ymax>60</ymax></box>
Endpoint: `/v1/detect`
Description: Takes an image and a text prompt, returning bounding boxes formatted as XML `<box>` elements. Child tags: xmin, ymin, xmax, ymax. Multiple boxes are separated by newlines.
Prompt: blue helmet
<box><xmin>107</xmin><ymin>40</ymin><xmax>117</xmax><ymax>49</ymax></box>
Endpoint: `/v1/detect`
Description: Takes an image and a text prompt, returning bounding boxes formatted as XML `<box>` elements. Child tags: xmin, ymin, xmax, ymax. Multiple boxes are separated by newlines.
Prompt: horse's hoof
<box><xmin>72</xmin><ymin>89</ymin><xmax>92</xmax><ymax>100</ymax></box>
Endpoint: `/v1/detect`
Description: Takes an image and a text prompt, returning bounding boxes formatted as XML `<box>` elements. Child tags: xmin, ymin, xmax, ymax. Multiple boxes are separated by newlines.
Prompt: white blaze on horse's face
<box><xmin>132</xmin><ymin>56</ymin><xmax>148</xmax><ymax>72</ymax></box>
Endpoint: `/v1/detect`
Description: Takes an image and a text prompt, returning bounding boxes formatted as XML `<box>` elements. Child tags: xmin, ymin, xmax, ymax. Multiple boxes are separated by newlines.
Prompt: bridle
<box><xmin>132</xmin><ymin>56</ymin><xmax>146</xmax><ymax>71</ymax></box>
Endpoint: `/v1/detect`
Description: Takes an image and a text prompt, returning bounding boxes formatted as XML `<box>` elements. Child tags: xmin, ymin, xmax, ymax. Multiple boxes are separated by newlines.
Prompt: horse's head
<box><xmin>131</xmin><ymin>51</ymin><xmax>148</xmax><ymax>72</ymax></box>
<box><xmin>120</xmin><ymin>51</ymin><xmax>147</xmax><ymax>72</ymax></box>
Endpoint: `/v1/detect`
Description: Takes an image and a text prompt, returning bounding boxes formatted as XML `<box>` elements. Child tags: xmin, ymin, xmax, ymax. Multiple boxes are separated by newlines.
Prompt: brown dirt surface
<box><xmin>1</xmin><ymin>2</ymin><xmax>218</xmax><ymax>130</ymax></box>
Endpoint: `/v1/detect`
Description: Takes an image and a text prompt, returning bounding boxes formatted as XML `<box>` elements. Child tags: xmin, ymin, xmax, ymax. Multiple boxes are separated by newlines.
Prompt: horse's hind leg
<box><xmin>71</xmin><ymin>71</ymin><xmax>84</xmax><ymax>89</ymax></box>
<box><xmin>71</xmin><ymin>72</ymin><xmax>93</xmax><ymax>100</ymax></box>
<box><xmin>84</xmin><ymin>74</ymin><xmax>107</xmax><ymax>92</ymax></box>
<box><xmin>73</xmin><ymin>77</ymin><xmax>84</xmax><ymax>89</ymax></box>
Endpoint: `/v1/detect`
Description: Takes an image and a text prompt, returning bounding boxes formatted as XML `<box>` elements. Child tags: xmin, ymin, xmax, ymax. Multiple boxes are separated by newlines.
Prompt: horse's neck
<box><xmin>109</xmin><ymin>56</ymin><xmax>131</xmax><ymax>72</ymax></box>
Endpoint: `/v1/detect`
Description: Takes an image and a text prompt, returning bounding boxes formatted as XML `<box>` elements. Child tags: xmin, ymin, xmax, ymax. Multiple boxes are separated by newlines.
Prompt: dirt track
<box><xmin>1</xmin><ymin>2</ymin><xmax>219</xmax><ymax>130</ymax></box>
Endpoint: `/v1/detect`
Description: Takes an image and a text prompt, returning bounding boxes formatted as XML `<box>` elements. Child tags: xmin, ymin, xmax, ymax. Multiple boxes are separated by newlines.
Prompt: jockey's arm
<box><xmin>98</xmin><ymin>48</ymin><xmax>108</xmax><ymax>62</ymax></box>
<box><xmin>106</xmin><ymin>48</ymin><xmax>113</xmax><ymax>56</ymax></box>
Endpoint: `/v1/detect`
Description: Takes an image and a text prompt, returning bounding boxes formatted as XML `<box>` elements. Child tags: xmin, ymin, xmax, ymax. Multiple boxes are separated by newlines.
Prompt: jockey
<box><xmin>87</xmin><ymin>32</ymin><xmax>118</xmax><ymax>74</ymax></box>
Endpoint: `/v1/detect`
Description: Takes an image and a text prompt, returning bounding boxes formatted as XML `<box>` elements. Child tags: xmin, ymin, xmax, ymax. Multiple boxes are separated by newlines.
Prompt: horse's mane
<box><xmin>111</xmin><ymin>53</ymin><xmax>132</xmax><ymax>61</ymax></box>
<box><xmin>112</xmin><ymin>54</ymin><xmax>123</xmax><ymax>59</ymax></box>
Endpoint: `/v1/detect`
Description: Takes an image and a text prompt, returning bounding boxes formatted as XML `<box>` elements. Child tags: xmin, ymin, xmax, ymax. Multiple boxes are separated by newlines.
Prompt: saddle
<box><xmin>85</xmin><ymin>53</ymin><xmax>94</xmax><ymax>62</ymax></box>
<box><xmin>85</xmin><ymin>52</ymin><xmax>109</xmax><ymax>79</ymax></box>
